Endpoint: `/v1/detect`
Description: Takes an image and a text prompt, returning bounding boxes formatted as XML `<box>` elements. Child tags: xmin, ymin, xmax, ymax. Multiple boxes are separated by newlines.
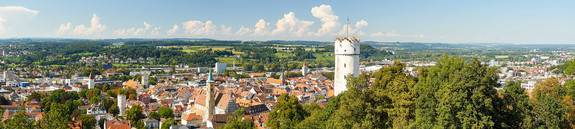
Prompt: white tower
<box><xmin>302</xmin><ymin>62</ymin><xmax>309</xmax><ymax>77</ymax></box>
<box><xmin>88</xmin><ymin>72</ymin><xmax>95</xmax><ymax>89</ymax></box>
<box><xmin>334</xmin><ymin>37</ymin><xmax>360</xmax><ymax>96</ymax></box>
<box><xmin>142</xmin><ymin>73</ymin><xmax>149</xmax><ymax>87</ymax></box>
<box><xmin>118</xmin><ymin>94</ymin><xmax>127</xmax><ymax>116</ymax></box>
<box><xmin>3</xmin><ymin>71</ymin><xmax>7</xmax><ymax>81</ymax></box>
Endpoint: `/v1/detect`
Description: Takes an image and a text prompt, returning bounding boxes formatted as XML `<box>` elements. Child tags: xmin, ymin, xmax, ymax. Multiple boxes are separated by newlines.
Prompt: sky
<box><xmin>0</xmin><ymin>0</ymin><xmax>573</xmax><ymax>44</ymax></box>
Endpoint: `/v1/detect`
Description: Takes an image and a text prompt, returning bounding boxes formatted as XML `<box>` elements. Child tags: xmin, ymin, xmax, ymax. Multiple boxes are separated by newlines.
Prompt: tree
<box><xmin>295</xmin><ymin>95</ymin><xmax>340</xmax><ymax>129</ymax></box>
<box><xmin>158</xmin><ymin>107</ymin><xmax>174</xmax><ymax>118</ymax></box>
<box><xmin>79</xmin><ymin>114</ymin><xmax>97</xmax><ymax>129</ymax></box>
<box><xmin>222</xmin><ymin>108</ymin><xmax>255</xmax><ymax>129</ymax></box>
<box><xmin>531</xmin><ymin>77</ymin><xmax>570</xmax><ymax>128</ymax></box>
<box><xmin>25</xmin><ymin>92</ymin><xmax>43</xmax><ymax>103</ymax></box>
<box><xmin>136</xmin><ymin>119</ymin><xmax>146</xmax><ymax>129</ymax></box>
<box><xmin>326</xmin><ymin>74</ymin><xmax>392</xmax><ymax>129</ymax></box>
<box><xmin>161</xmin><ymin>118</ymin><xmax>176</xmax><ymax>129</ymax></box>
<box><xmin>266</xmin><ymin>94</ymin><xmax>307</xmax><ymax>129</ymax></box>
<box><xmin>254</xmin><ymin>64</ymin><xmax>265</xmax><ymax>72</ymax></box>
<box><xmin>414</xmin><ymin>56</ymin><xmax>508</xmax><ymax>128</ymax></box>
<box><xmin>371</xmin><ymin>60</ymin><xmax>417</xmax><ymax>128</ymax></box>
<box><xmin>127</xmin><ymin>105</ymin><xmax>146</xmax><ymax>126</ymax></box>
<box><xmin>148</xmin><ymin>111</ymin><xmax>160</xmax><ymax>120</ymax></box>
<box><xmin>39</xmin><ymin>103</ymin><xmax>71</xmax><ymax>129</ymax></box>
<box><xmin>501</xmin><ymin>81</ymin><xmax>533</xmax><ymax>128</ymax></box>
<box><xmin>102</xmin><ymin>83</ymin><xmax>111</xmax><ymax>92</ymax></box>
<box><xmin>242</xmin><ymin>63</ymin><xmax>253</xmax><ymax>71</ymax></box>
<box><xmin>6</xmin><ymin>111</ymin><xmax>36</xmax><ymax>129</ymax></box>
<box><xmin>108</xmin><ymin>102</ymin><xmax>119</xmax><ymax>116</ymax></box>
<box><xmin>71</xmin><ymin>109</ymin><xmax>82</xmax><ymax>119</ymax></box>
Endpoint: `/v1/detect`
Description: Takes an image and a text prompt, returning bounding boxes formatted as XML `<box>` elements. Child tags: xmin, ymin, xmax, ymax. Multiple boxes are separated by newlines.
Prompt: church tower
<box><xmin>206</xmin><ymin>70</ymin><xmax>216</xmax><ymax>119</ymax></box>
<box><xmin>142</xmin><ymin>73</ymin><xmax>149</xmax><ymax>88</ymax></box>
<box><xmin>334</xmin><ymin>37</ymin><xmax>360</xmax><ymax>96</ymax></box>
<box><xmin>88</xmin><ymin>72</ymin><xmax>95</xmax><ymax>89</ymax></box>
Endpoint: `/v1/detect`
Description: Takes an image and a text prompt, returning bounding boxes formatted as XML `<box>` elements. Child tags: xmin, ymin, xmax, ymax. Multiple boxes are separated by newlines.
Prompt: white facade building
<box><xmin>215</xmin><ymin>62</ymin><xmax>227</xmax><ymax>73</ymax></box>
<box><xmin>118</xmin><ymin>94</ymin><xmax>127</xmax><ymax>116</ymax></box>
<box><xmin>87</xmin><ymin>72</ymin><xmax>95</xmax><ymax>89</ymax></box>
<box><xmin>334</xmin><ymin>37</ymin><xmax>361</xmax><ymax>96</ymax></box>
<box><xmin>142</xmin><ymin>73</ymin><xmax>149</xmax><ymax>87</ymax></box>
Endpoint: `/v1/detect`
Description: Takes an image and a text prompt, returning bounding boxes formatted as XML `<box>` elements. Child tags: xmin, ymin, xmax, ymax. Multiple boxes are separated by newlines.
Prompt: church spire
<box><xmin>89</xmin><ymin>72</ymin><xmax>94</xmax><ymax>79</ymax></box>
<box><xmin>207</xmin><ymin>69</ymin><xmax>215</xmax><ymax>83</ymax></box>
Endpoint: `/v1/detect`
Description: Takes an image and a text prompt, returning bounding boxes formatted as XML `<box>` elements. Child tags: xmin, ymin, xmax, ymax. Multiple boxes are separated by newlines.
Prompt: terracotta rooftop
<box><xmin>182</xmin><ymin>113</ymin><xmax>202</xmax><ymax>121</ymax></box>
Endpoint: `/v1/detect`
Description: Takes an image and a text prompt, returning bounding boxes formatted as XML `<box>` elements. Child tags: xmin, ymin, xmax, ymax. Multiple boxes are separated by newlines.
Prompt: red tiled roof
<box><xmin>182</xmin><ymin>113</ymin><xmax>202</xmax><ymax>121</ymax></box>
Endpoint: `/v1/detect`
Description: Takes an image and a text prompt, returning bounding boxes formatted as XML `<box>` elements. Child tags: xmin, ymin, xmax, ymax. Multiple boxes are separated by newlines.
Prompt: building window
<box><xmin>344</xmin><ymin>63</ymin><xmax>346</xmax><ymax>68</ymax></box>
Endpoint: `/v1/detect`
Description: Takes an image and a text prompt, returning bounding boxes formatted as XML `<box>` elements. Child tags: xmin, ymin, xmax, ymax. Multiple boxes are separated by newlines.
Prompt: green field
<box><xmin>215</xmin><ymin>57</ymin><xmax>241</xmax><ymax>65</ymax></box>
<box><xmin>181</xmin><ymin>46</ymin><xmax>246</xmax><ymax>55</ymax></box>
<box><xmin>112</xmin><ymin>63</ymin><xmax>133</xmax><ymax>67</ymax></box>
<box><xmin>274</xmin><ymin>52</ymin><xmax>291</xmax><ymax>58</ymax></box>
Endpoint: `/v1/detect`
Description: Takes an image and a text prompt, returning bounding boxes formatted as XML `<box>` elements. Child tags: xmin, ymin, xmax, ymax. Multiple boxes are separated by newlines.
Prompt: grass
<box><xmin>112</xmin><ymin>63</ymin><xmax>133</xmax><ymax>67</ymax></box>
<box><xmin>182</xmin><ymin>49</ymin><xmax>198</xmax><ymax>53</ymax></box>
<box><xmin>215</xmin><ymin>57</ymin><xmax>240</xmax><ymax>65</ymax></box>
<box><xmin>274</xmin><ymin>52</ymin><xmax>291</xmax><ymax>58</ymax></box>
<box><xmin>232</xmin><ymin>51</ymin><xmax>245</xmax><ymax>55</ymax></box>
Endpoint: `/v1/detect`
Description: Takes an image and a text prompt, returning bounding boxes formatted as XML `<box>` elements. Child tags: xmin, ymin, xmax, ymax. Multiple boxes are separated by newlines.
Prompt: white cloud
<box><xmin>0</xmin><ymin>18</ymin><xmax>6</xmax><ymax>35</ymax></box>
<box><xmin>271</xmin><ymin>12</ymin><xmax>314</xmax><ymax>37</ymax></box>
<box><xmin>0</xmin><ymin>6</ymin><xmax>39</xmax><ymax>17</ymax></box>
<box><xmin>311</xmin><ymin>5</ymin><xmax>340</xmax><ymax>36</ymax></box>
<box><xmin>371</xmin><ymin>30</ymin><xmax>400</xmax><ymax>37</ymax></box>
<box><xmin>56</xmin><ymin>23</ymin><xmax>72</xmax><ymax>36</ymax></box>
<box><xmin>253</xmin><ymin>19</ymin><xmax>269</xmax><ymax>36</ymax></box>
<box><xmin>167</xmin><ymin>24</ymin><xmax>179</xmax><ymax>35</ymax></box>
<box><xmin>411</xmin><ymin>34</ymin><xmax>425</xmax><ymax>38</ymax></box>
<box><xmin>355</xmin><ymin>20</ymin><xmax>368</xmax><ymax>29</ymax></box>
<box><xmin>151</xmin><ymin>27</ymin><xmax>160</xmax><ymax>36</ymax></box>
<box><xmin>0</xmin><ymin>6</ymin><xmax>39</xmax><ymax>36</ymax></box>
<box><xmin>57</xmin><ymin>14</ymin><xmax>107</xmax><ymax>36</ymax></box>
<box><xmin>221</xmin><ymin>25</ymin><xmax>232</xmax><ymax>35</ymax></box>
<box><xmin>182</xmin><ymin>20</ymin><xmax>217</xmax><ymax>36</ymax></box>
<box><xmin>115</xmin><ymin>22</ymin><xmax>160</xmax><ymax>36</ymax></box>
<box><xmin>236</xmin><ymin>26</ymin><xmax>252</xmax><ymax>35</ymax></box>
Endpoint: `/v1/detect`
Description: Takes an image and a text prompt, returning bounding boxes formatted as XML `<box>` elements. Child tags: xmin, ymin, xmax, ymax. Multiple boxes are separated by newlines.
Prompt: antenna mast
<box><xmin>346</xmin><ymin>17</ymin><xmax>350</xmax><ymax>37</ymax></box>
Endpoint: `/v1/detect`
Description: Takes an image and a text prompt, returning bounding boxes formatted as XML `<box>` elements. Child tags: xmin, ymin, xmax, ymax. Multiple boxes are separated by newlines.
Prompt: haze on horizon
<box><xmin>0</xmin><ymin>0</ymin><xmax>573</xmax><ymax>44</ymax></box>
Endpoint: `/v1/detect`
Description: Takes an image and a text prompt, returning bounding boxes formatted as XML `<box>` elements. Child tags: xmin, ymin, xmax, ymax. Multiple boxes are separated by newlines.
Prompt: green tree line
<box><xmin>224</xmin><ymin>55</ymin><xmax>575</xmax><ymax>129</ymax></box>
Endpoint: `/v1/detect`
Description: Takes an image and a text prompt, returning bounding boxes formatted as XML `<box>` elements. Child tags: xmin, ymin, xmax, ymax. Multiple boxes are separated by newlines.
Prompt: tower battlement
<box><xmin>334</xmin><ymin>37</ymin><xmax>360</xmax><ymax>55</ymax></box>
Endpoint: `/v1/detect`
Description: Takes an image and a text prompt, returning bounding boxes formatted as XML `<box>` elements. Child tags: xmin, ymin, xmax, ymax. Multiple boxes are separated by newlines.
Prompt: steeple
<box><xmin>88</xmin><ymin>72</ymin><xmax>95</xmax><ymax>89</ymax></box>
<box><xmin>89</xmin><ymin>72</ymin><xmax>95</xmax><ymax>79</ymax></box>
<box><xmin>205</xmin><ymin>69</ymin><xmax>215</xmax><ymax>120</ymax></box>
<box><xmin>207</xmin><ymin>69</ymin><xmax>215</xmax><ymax>83</ymax></box>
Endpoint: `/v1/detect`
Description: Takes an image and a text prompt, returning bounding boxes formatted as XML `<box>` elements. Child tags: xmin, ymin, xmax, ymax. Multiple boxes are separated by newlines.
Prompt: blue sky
<box><xmin>0</xmin><ymin>0</ymin><xmax>573</xmax><ymax>43</ymax></box>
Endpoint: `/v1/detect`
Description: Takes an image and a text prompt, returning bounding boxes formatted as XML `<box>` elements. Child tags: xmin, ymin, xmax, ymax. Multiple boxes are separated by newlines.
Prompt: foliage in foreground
<box><xmin>251</xmin><ymin>55</ymin><xmax>575</xmax><ymax>129</ymax></box>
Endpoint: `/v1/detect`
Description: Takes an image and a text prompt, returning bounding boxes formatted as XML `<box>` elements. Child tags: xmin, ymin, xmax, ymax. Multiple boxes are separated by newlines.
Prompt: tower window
<box><xmin>344</xmin><ymin>63</ymin><xmax>346</xmax><ymax>68</ymax></box>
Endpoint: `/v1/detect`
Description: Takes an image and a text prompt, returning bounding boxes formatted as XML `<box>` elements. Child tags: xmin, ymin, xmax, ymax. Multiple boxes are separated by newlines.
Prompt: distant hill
<box><xmin>1</xmin><ymin>38</ymin><xmax>574</xmax><ymax>50</ymax></box>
